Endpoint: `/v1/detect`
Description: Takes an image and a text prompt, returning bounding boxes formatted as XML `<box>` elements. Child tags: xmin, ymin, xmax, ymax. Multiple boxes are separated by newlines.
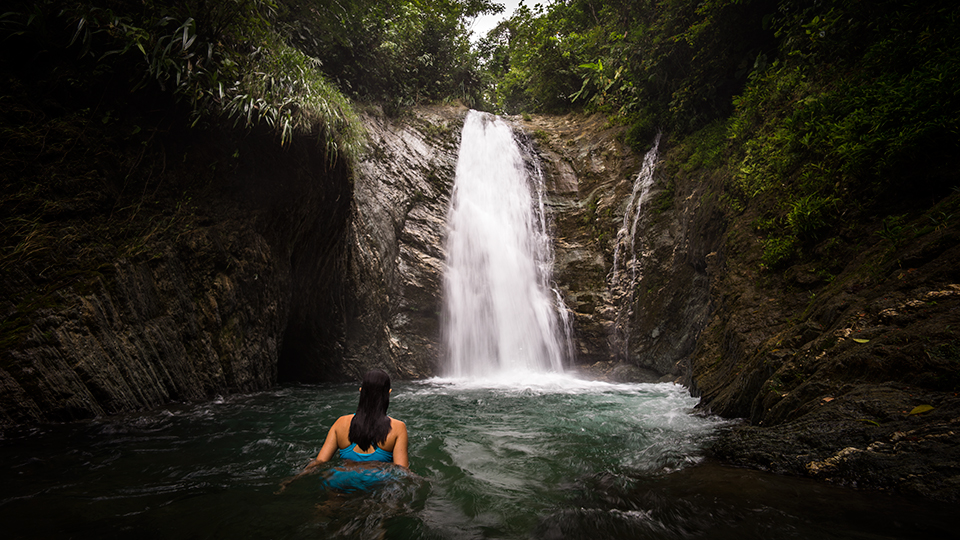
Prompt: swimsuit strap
<box><xmin>339</xmin><ymin>442</ymin><xmax>393</xmax><ymax>462</ymax></box>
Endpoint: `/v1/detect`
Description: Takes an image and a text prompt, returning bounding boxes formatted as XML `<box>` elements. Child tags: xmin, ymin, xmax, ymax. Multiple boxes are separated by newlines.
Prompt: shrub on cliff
<box><xmin>727</xmin><ymin>0</ymin><xmax>960</xmax><ymax>267</ymax></box>
<box><xmin>0</xmin><ymin>0</ymin><xmax>366</xmax><ymax>161</ymax></box>
<box><xmin>273</xmin><ymin>0</ymin><xmax>498</xmax><ymax>113</ymax></box>
<box><xmin>478</xmin><ymin>0</ymin><xmax>776</xmax><ymax>131</ymax></box>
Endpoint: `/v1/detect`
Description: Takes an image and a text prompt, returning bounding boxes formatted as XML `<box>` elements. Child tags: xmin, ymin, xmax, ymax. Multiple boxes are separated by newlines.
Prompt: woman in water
<box><xmin>281</xmin><ymin>369</ymin><xmax>408</xmax><ymax>493</ymax></box>
<box><xmin>311</xmin><ymin>368</ymin><xmax>409</xmax><ymax>468</ymax></box>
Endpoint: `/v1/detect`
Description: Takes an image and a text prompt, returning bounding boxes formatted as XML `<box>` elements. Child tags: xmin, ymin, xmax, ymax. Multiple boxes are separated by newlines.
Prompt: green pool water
<box><xmin>1</xmin><ymin>376</ymin><xmax>955</xmax><ymax>539</ymax></box>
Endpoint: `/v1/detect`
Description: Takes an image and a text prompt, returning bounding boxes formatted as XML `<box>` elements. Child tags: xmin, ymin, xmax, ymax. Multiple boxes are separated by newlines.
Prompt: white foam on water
<box><xmin>419</xmin><ymin>370</ymin><xmax>679</xmax><ymax>397</ymax></box>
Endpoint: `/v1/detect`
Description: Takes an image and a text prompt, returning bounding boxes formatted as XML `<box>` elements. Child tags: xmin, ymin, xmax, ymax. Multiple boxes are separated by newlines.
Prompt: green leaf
<box><xmin>852</xmin><ymin>338</ymin><xmax>870</xmax><ymax>343</ymax></box>
<box><xmin>181</xmin><ymin>18</ymin><xmax>194</xmax><ymax>50</ymax></box>
<box><xmin>907</xmin><ymin>404</ymin><xmax>934</xmax><ymax>416</ymax></box>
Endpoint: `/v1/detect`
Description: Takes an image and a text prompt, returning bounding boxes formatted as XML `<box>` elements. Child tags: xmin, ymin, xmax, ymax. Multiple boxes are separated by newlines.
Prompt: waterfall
<box><xmin>442</xmin><ymin>111</ymin><xmax>568</xmax><ymax>378</ymax></box>
<box><xmin>610</xmin><ymin>133</ymin><xmax>662</xmax><ymax>359</ymax></box>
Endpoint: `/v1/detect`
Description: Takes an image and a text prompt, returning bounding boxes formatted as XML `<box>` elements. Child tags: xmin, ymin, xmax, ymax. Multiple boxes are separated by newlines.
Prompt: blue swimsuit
<box><xmin>323</xmin><ymin>443</ymin><xmax>395</xmax><ymax>493</ymax></box>
<box><xmin>339</xmin><ymin>443</ymin><xmax>394</xmax><ymax>462</ymax></box>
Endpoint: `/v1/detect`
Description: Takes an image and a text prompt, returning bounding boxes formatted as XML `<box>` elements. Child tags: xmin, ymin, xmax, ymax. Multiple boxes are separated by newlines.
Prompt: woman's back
<box><xmin>326</xmin><ymin>414</ymin><xmax>408</xmax><ymax>466</ymax></box>
<box><xmin>313</xmin><ymin>369</ymin><xmax>409</xmax><ymax>468</ymax></box>
<box><xmin>278</xmin><ymin>370</ymin><xmax>409</xmax><ymax>494</ymax></box>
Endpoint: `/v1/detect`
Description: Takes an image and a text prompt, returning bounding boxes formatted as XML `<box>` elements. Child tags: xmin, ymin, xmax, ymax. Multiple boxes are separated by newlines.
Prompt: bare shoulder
<box><xmin>333</xmin><ymin>414</ymin><xmax>354</xmax><ymax>432</ymax></box>
<box><xmin>390</xmin><ymin>417</ymin><xmax>407</xmax><ymax>431</ymax></box>
<box><xmin>330</xmin><ymin>414</ymin><xmax>354</xmax><ymax>447</ymax></box>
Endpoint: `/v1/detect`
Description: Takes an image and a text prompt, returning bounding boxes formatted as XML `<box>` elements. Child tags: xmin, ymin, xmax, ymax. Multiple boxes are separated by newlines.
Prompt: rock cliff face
<box><xmin>0</xmin><ymin>105</ymin><xmax>466</xmax><ymax>425</ymax></box>
<box><xmin>287</xmin><ymin>106</ymin><xmax>467</xmax><ymax>381</ymax></box>
<box><xmin>520</xmin><ymin>111</ymin><xmax>960</xmax><ymax>502</ymax></box>
<box><xmin>1</xmin><ymin>122</ymin><xmax>352</xmax><ymax>425</ymax></box>
<box><xmin>519</xmin><ymin>114</ymin><xmax>723</xmax><ymax>383</ymax></box>
<box><xmin>4</xmin><ymin>103</ymin><xmax>713</xmax><ymax>427</ymax></box>
<box><xmin>5</xmin><ymin>101</ymin><xmax>958</xmax><ymax>502</ymax></box>
<box><xmin>691</xmin><ymin>185</ymin><xmax>960</xmax><ymax>501</ymax></box>
<box><xmin>1</xmin><ymin>223</ymin><xmax>281</xmax><ymax>424</ymax></box>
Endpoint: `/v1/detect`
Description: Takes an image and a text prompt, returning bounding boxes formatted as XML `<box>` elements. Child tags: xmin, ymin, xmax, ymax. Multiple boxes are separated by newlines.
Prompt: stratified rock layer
<box><xmin>292</xmin><ymin>106</ymin><xmax>466</xmax><ymax>381</ymax></box>
<box><xmin>520</xmin><ymin>113</ymin><xmax>723</xmax><ymax>382</ymax></box>
<box><xmin>1</xmin><ymin>123</ymin><xmax>350</xmax><ymax>424</ymax></box>
<box><xmin>1</xmin><ymin>106</ymin><xmax>465</xmax><ymax>425</ymax></box>
<box><xmin>521</xmin><ymin>111</ymin><xmax>960</xmax><ymax>502</ymax></box>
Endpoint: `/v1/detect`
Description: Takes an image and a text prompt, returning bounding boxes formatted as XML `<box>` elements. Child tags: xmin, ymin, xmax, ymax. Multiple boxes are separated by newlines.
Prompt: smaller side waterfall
<box><xmin>442</xmin><ymin>111</ymin><xmax>568</xmax><ymax>378</ymax></box>
<box><xmin>610</xmin><ymin>133</ymin><xmax>662</xmax><ymax>360</ymax></box>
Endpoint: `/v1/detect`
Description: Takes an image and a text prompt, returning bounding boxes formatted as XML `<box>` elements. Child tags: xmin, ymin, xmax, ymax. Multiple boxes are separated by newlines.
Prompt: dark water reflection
<box><xmin>1</xmin><ymin>381</ymin><xmax>956</xmax><ymax>539</ymax></box>
<box><xmin>540</xmin><ymin>463</ymin><xmax>957</xmax><ymax>540</ymax></box>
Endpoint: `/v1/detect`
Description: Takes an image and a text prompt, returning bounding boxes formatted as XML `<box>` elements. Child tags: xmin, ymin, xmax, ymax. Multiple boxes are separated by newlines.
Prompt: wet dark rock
<box><xmin>331</xmin><ymin>105</ymin><xmax>467</xmax><ymax>380</ymax></box>
<box><xmin>610</xmin><ymin>363</ymin><xmax>661</xmax><ymax>383</ymax></box>
<box><xmin>689</xmin><ymin>160</ymin><xmax>960</xmax><ymax>500</ymax></box>
<box><xmin>1</xmin><ymin>103</ymin><xmax>467</xmax><ymax>425</ymax></box>
<box><xmin>519</xmin><ymin>113</ymin><xmax>721</xmax><ymax>381</ymax></box>
<box><xmin>1</xmin><ymin>123</ymin><xmax>342</xmax><ymax>425</ymax></box>
<box><xmin>519</xmin><ymin>111</ymin><xmax>960</xmax><ymax>503</ymax></box>
<box><xmin>784</xmin><ymin>263</ymin><xmax>827</xmax><ymax>288</ymax></box>
<box><xmin>710</xmin><ymin>384</ymin><xmax>960</xmax><ymax>502</ymax></box>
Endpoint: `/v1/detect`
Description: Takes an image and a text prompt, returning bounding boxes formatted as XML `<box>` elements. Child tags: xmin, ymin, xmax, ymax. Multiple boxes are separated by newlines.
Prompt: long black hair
<box><xmin>349</xmin><ymin>369</ymin><xmax>392</xmax><ymax>451</ymax></box>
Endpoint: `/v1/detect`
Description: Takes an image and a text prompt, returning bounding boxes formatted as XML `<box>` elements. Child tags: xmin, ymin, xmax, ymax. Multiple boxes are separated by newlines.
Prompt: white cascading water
<box><xmin>442</xmin><ymin>111</ymin><xmax>568</xmax><ymax>379</ymax></box>
<box><xmin>610</xmin><ymin>133</ymin><xmax>661</xmax><ymax>359</ymax></box>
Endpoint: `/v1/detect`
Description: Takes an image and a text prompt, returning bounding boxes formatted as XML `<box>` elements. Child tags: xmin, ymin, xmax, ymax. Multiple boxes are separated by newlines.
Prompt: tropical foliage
<box><xmin>0</xmin><ymin>0</ymin><xmax>500</xmax><ymax>159</ymax></box>
<box><xmin>478</xmin><ymin>0</ymin><xmax>959</xmax><ymax>269</ymax></box>
<box><xmin>2</xmin><ymin>0</ymin><xmax>359</xmax><ymax>160</ymax></box>
<box><xmin>728</xmin><ymin>0</ymin><xmax>959</xmax><ymax>267</ymax></box>
<box><xmin>274</xmin><ymin>0</ymin><xmax>500</xmax><ymax>113</ymax></box>
<box><xmin>478</xmin><ymin>0</ymin><xmax>775</xmax><ymax>131</ymax></box>
<box><xmin>3</xmin><ymin>0</ymin><xmax>957</xmax><ymax>275</ymax></box>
